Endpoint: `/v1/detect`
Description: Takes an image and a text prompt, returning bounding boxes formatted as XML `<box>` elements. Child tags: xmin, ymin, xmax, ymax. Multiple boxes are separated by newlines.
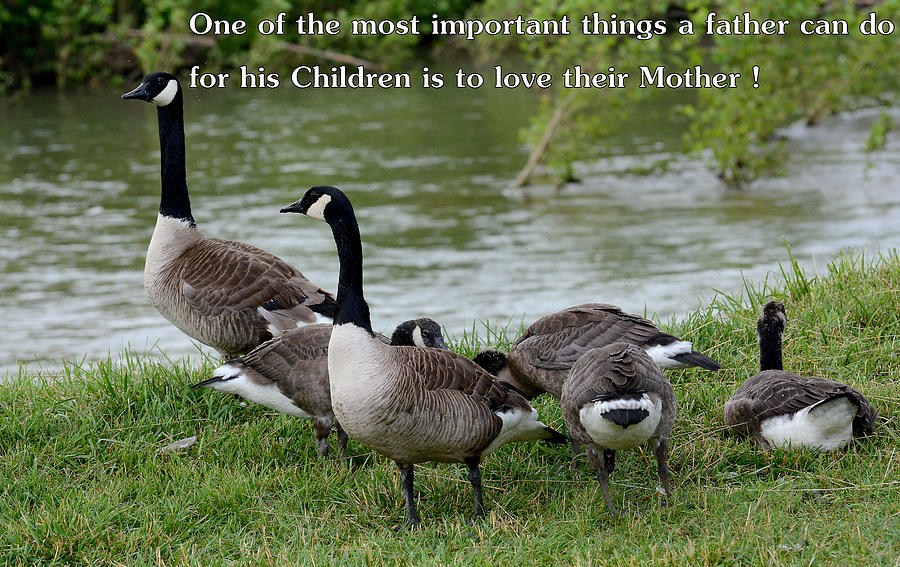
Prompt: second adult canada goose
<box><xmin>724</xmin><ymin>301</ymin><xmax>876</xmax><ymax>450</ymax></box>
<box><xmin>281</xmin><ymin>185</ymin><xmax>566</xmax><ymax>526</ymax></box>
<box><xmin>561</xmin><ymin>342</ymin><xmax>676</xmax><ymax>517</ymax></box>
<box><xmin>191</xmin><ymin>318</ymin><xmax>448</xmax><ymax>463</ymax></box>
<box><xmin>122</xmin><ymin>72</ymin><xmax>335</xmax><ymax>358</ymax></box>
<box><xmin>476</xmin><ymin>303</ymin><xmax>721</xmax><ymax>399</ymax></box>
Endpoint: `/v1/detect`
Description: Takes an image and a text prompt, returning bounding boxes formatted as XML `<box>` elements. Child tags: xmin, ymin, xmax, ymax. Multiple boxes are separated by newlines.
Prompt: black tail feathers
<box><xmin>672</xmin><ymin>351</ymin><xmax>722</xmax><ymax>371</ymax></box>
<box><xmin>542</xmin><ymin>426</ymin><xmax>568</xmax><ymax>445</ymax></box>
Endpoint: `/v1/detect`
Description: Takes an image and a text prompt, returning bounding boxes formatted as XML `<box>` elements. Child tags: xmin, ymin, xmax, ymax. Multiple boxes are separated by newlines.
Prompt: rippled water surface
<box><xmin>2</xmin><ymin>83</ymin><xmax>899</xmax><ymax>375</ymax></box>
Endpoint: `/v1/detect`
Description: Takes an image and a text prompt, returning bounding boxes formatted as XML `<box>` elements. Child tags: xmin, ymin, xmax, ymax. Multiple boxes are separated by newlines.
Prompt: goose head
<box><xmin>757</xmin><ymin>300</ymin><xmax>786</xmax><ymax>342</ymax></box>
<box><xmin>472</xmin><ymin>349</ymin><xmax>509</xmax><ymax>376</ymax></box>
<box><xmin>281</xmin><ymin>185</ymin><xmax>349</xmax><ymax>223</ymax></box>
<box><xmin>471</xmin><ymin>349</ymin><xmax>538</xmax><ymax>398</ymax></box>
<box><xmin>390</xmin><ymin>318</ymin><xmax>447</xmax><ymax>349</ymax></box>
<box><xmin>122</xmin><ymin>72</ymin><xmax>181</xmax><ymax>107</ymax></box>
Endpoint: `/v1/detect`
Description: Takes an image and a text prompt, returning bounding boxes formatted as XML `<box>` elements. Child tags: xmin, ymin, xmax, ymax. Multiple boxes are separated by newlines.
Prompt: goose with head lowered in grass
<box><xmin>122</xmin><ymin>72</ymin><xmax>335</xmax><ymax>358</ymax></box>
<box><xmin>281</xmin><ymin>185</ymin><xmax>566</xmax><ymax>527</ymax></box>
<box><xmin>561</xmin><ymin>342</ymin><xmax>676</xmax><ymax>518</ymax></box>
<box><xmin>724</xmin><ymin>301</ymin><xmax>875</xmax><ymax>451</ymax></box>
<box><xmin>474</xmin><ymin>303</ymin><xmax>720</xmax><ymax>400</ymax></box>
<box><xmin>191</xmin><ymin>318</ymin><xmax>447</xmax><ymax>464</ymax></box>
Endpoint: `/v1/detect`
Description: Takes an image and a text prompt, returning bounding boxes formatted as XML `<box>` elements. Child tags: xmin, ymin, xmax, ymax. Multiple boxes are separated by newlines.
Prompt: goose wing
<box><xmin>233</xmin><ymin>325</ymin><xmax>332</xmax><ymax>412</ymax></box>
<box><xmin>734</xmin><ymin>370</ymin><xmax>875</xmax><ymax>434</ymax></box>
<box><xmin>517</xmin><ymin>303</ymin><xmax>661</xmax><ymax>370</ymax></box>
<box><xmin>396</xmin><ymin>347</ymin><xmax>532</xmax><ymax>414</ymax></box>
<box><xmin>240</xmin><ymin>325</ymin><xmax>332</xmax><ymax>380</ymax></box>
<box><xmin>179</xmin><ymin>236</ymin><xmax>336</xmax><ymax>322</ymax></box>
<box><xmin>566</xmin><ymin>343</ymin><xmax>668</xmax><ymax>410</ymax></box>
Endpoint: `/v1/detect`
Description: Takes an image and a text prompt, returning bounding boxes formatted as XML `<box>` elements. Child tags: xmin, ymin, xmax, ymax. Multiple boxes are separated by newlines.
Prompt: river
<box><xmin>1</xmin><ymin>81</ymin><xmax>898</xmax><ymax>375</ymax></box>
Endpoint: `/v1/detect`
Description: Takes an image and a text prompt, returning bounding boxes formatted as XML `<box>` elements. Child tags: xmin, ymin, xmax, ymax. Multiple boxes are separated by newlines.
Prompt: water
<box><xmin>2</xmin><ymin>83</ymin><xmax>899</xmax><ymax>375</ymax></box>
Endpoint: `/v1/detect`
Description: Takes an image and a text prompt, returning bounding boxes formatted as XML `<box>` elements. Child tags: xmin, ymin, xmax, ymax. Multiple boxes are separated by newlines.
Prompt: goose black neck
<box><xmin>329</xmin><ymin>210</ymin><xmax>373</xmax><ymax>334</ymax></box>
<box><xmin>156</xmin><ymin>96</ymin><xmax>195</xmax><ymax>226</ymax></box>
<box><xmin>758</xmin><ymin>327</ymin><xmax>783</xmax><ymax>371</ymax></box>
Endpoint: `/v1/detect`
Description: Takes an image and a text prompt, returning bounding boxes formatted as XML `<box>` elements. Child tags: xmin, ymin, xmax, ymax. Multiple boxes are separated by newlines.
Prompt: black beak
<box><xmin>122</xmin><ymin>82</ymin><xmax>150</xmax><ymax>101</ymax></box>
<box><xmin>280</xmin><ymin>200</ymin><xmax>305</xmax><ymax>214</ymax></box>
<box><xmin>433</xmin><ymin>336</ymin><xmax>448</xmax><ymax>350</ymax></box>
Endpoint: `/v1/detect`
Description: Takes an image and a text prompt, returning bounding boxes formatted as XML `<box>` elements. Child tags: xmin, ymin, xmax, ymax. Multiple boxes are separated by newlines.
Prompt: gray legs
<box><xmin>335</xmin><ymin>423</ymin><xmax>350</xmax><ymax>468</ymax></box>
<box><xmin>398</xmin><ymin>463</ymin><xmax>421</xmax><ymax>527</ymax></box>
<box><xmin>395</xmin><ymin>458</ymin><xmax>487</xmax><ymax>527</ymax></box>
<box><xmin>654</xmin><ymin>438</ymin><xmax>671</xmax><ymax>506</ymax></box>
<box><xmin>587</xmin><ymin>441</ymin><xmax>672</xmax><ymax>517</ymax></box>
<box><xmin>313</xmin><ymin>418</ymin><xmax>351</xmax><ymax>469</ymax></box>
<box><xmin>586</xmin><ymin>448</ymin><xmax>619</xmax><ymax>517</ymax></box>
<box><xmin>313</xmin><ymin>418</ymin><xmax>331</xmax><ymax>458</ymax></box>
<box><xmin>464</xmin><ymin>456</ymin><xmax>485</xmax><ymax>521</ymax></box>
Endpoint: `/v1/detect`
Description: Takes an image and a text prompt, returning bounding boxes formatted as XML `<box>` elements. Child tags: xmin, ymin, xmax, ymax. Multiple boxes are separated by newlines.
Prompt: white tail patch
<box><xmin>580</xmin><ymin>394</ymin><xmax>661</xmax><ymax>450</ymax></box>
<box><xmin>258</xmin><ymin>307</ymin><xmax>332</xmax><ymax>336</ymax></box>
<box><xmin>208</xmin><ymin>363</ymin><xmax>243</xmax><ymax>385</ymax></box>
<box><xmin>760</xmin><ymin>396</ymin><xmax>857</xmax><ymax>451</ymax></box>
<box><xmin>593</xmin><ymin>397</ymin><xmax>651</xmax><ymax>412</ymax></box>
<box><xmin>645</xmin><ymin>340</ymin><xmax>693</xmax><ymax>369</ymax></box>
<box><xmin>480</xmin><ymin>407</ymin><xmax>552</xmax><ymax>456</ymax></box>
<box><xmin>206</xmin><ymin>363</ymin><xmax>312</xmax><ymax>419</ymax></box>
<box><xmin>311</xmin><ymin>312</ymin><xmax>333</xmax><ymax>325</ymax></box>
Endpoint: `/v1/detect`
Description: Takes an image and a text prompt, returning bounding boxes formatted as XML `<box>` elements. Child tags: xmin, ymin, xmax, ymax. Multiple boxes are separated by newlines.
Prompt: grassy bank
<box><xmin>2</xmin><ymin>250</ymin><xmax>899</xmax><ymax>565</ymax></box>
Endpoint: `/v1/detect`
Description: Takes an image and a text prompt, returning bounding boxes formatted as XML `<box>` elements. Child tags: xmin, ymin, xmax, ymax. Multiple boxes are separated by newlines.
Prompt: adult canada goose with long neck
<box><xmin>561</xmin><ymin>342</ymin><xmax>676</xmax><ymax>517</ymax></box>
<box><xmin>281</xmin><ymin>185</ymin><xmax>566</xmax><ymax>526</ymax></box>
<box><xmin>122</xmin><ymin>72</ymin><xmax>335</xmax><ymax>358</ymax></box>
<box><xmin>475</xmin><ymin>303</ymin><xmax>721</xmax><ymax>400</ymax></box>
<box><xmin>191</xmin><ymin>318</ymin><xmax>448</xmax><ymax>464</ymax></box>
<box><xmin>724</xmin><ymin>301</ymin><xmax>875</xmax><ymax>450</ymax></box>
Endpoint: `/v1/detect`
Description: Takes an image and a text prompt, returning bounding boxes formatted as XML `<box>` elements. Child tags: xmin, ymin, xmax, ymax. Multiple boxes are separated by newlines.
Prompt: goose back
<box><xmin>724</xmin><ymin>370</ymin><xmax>875</xmax><ymax>442</ymax></box>
<box><xmin>228</xmin><ymin>324</ymin><xmax>332</xmax><ymax>415</ymax></box>
<box><xmin>144</xmin><ymin>219</ymin><xmax>335</xmax><ymax>358</ymax></box>
<box><xmin>509</xmin><ymin>303</ymin><xmax>719</xmax><ymax>399</ymax></box>
<box><xmin>562</xmin><ymin>343</ymin><xmax>675</xmax><ymax>451</ymax></box>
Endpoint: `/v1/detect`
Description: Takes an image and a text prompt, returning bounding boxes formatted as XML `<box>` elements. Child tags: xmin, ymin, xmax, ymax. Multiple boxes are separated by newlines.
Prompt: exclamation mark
<box><xmin>752</xmin><ymin>65</ymin><xmax>759</xmax><ymax>88</ymax></box>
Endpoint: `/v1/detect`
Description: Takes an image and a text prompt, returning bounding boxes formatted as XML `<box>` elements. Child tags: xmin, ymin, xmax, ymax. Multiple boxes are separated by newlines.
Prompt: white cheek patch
<box><xmin>305</xmin><ymin>194</ymin><xmax>331</xmax><ymax>220</ymax></box>
<box><xmin>412</xmin><ymin>325</ymin><xmax>425</xmax><ymax>348</ymax></box>
<box><xmin>151</xmin><ymin>80</ymin><xmax>179</xmax><ymax>107</ymax></box>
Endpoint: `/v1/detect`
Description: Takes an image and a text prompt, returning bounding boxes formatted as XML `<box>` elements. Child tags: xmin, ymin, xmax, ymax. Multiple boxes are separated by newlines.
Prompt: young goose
<box><xmin>561</xmin><ymin>342</ymin><xmax>676</xmax><ymax>517</ymax></box>
<box><xmin>281</xmin><ymin>185</ymin><xmax>566</xmax><ymax>526</ymax></box>
<box><xmin>724</xmin><ymin>301</ymin><xmax>875</xmax><ymax>451</ymax></box>
<box><xmin>475</xmin><ymin>303</ymin><xmax>720</xmax><ymax>400</ymax></box>
<box><xmin>191</xmin><ymin>318</ymin><xmax>448</xmax><ymax>463</ymax></box>
<box><xmin>122</xmin><ymin>72</ymin><xmax>335</xmax><ymax>358</ymax></box>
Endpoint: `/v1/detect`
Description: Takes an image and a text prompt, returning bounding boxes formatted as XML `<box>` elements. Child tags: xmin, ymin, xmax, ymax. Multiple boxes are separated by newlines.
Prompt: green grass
<box><xmin>2</xmin><ymin>249</ymin><xmax>900</xmax><ymax>565</ymax></box>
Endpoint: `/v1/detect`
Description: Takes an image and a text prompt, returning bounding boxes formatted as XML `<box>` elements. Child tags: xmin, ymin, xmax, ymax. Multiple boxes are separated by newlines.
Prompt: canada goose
<box><xmin>724</xmin><ymin>301</ymin><xmax>875</xmax><ymax>451</ymax></box>
<box><xmin>560</xmin><ymin>342</ymin><xmax>676</xmax><ymax>517</ymax></box>
<box><xmin>191</xmin><ymin>318</ymin><xmax>448</xmax><ymax>463</ymax></box>
<box><xmin>475</xmin><ymin>303</ymin><xmax>720</xmax><ymax>400</ymax></box>
<box><xmin>122</xmin><ymin>72</ymin><xmax>335</xmax><ymax>358</ymax></box>
<box><xmin>281</xmin><ymin>185</ymin><xmax>566</xmax><ymax>526</ymax></box>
